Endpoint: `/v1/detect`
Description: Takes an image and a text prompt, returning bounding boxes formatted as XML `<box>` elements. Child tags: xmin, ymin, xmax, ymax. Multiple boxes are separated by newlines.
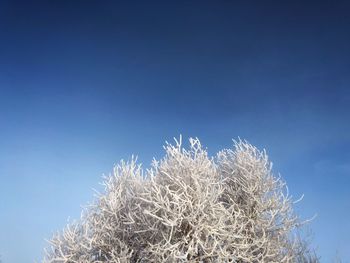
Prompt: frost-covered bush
<box><xmin>44</xmin><ymin>137</ymin><xmax>317</xmax><ymax>262</ymax></box>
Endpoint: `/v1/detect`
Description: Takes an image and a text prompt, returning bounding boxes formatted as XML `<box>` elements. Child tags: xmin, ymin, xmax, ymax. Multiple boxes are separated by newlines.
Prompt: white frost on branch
<box><xmin>44</xmin><ymin>137</ymin><xmax>318</xmax><ymax>262</ymax></box>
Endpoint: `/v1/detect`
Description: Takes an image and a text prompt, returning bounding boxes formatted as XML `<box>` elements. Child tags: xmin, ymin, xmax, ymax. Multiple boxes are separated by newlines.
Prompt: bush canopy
<box><xmin>44</xmin><ymin>137</ymin><xmax>317</xmax><ymax>262</ymax></box>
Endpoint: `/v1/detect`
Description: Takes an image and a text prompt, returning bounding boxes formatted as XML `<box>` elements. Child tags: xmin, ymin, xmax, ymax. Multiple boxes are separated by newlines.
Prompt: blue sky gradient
<box><xmin>0</xmin><ymin>1</ymin><xmax>349</xmax><ymax>262</ymax></box>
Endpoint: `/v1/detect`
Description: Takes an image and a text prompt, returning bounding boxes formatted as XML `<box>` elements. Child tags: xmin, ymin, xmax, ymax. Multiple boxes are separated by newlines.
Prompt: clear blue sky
<box><xmin>0</xmin><ymin>1</ymin><xmax>349</xmax><ymax>262</ymax></box>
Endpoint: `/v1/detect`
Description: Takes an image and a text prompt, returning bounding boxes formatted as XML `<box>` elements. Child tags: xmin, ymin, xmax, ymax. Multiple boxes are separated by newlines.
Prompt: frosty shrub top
<box><xmin>44</xmin><ymin>137</ymin><xmax>317</xmax><ymax>263</ymax></box>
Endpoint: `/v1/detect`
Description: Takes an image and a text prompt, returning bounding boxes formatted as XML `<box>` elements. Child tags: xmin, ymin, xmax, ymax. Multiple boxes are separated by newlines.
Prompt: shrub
<box><xmin>44</xmin><ymin>137</ymin><xmax>317</xmax><ymax>262</ymax></box>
